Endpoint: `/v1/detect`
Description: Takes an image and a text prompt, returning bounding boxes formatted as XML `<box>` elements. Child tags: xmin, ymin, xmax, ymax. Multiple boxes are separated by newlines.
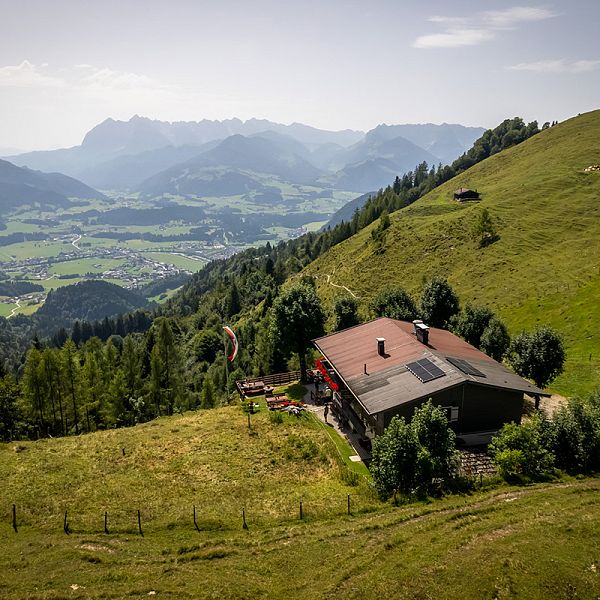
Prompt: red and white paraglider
<box><xmin>223</xmin><ymin>325</ymin><xmax>239</xmax><ymax>362</ymax></box>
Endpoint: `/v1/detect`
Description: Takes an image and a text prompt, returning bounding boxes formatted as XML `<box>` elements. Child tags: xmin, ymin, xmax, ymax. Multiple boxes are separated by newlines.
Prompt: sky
<box><xmin>0</xmin><ymin>0</ymin><xmax>598</xmax><ymax>151</ymax></box>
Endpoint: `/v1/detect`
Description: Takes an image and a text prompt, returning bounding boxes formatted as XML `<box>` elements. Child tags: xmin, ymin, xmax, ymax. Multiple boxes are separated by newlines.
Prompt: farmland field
<box><xmin>0</xmin><ymin>182</ymin><xmax>358</xmax><ymax>315</ymax></box>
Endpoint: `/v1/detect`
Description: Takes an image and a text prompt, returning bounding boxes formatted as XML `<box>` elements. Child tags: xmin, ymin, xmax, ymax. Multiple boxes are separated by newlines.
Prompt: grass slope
<box><xmin>0</xmin><ymin>406</ymin><xmax>599</xmax><ymax>597</ymax></box>
<box><xmin>303</xmin><ymin>110</ymin><xmax>600</xmax><ymax>396</ymax></box>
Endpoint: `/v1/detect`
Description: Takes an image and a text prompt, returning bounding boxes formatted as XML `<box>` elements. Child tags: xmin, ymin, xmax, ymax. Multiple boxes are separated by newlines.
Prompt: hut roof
<box><xmin>313</xmin><ymin>318</ymin><xmax>547</xmax><ymax>416</ymax></box>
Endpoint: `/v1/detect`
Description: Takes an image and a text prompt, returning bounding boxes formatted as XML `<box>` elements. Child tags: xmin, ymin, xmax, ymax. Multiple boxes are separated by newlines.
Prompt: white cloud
<box><xmin>508</xmin><ymin>59</ymin><xmax>600</xmax><ymax>73</ymax></box>
<box><xmin>414</xmin><ymin>29</ymin><xmax>494</xmax><ymax>49</ymax></box>
<box><xmin>78</xmin><ymin>66</ymin><xmax>166</xmax><ymax>92</ymax></box>
<box><xmin>414</xmin><ymin>5</ymin><xmax>557</xmax><ymax>49</ymax></box>
<box><xmin>0</xmin><ymin>60</ymin><xmax>64</xmax><ymax>87</ymax></box>
<box><xmin>0</xmin><ymin>61</ymin><xmax>178</xmax><ymax>99</ymax></box>
<box><xmin>482</xmin><ymin>6</ymin><xmax>557</xmax><ymax>28</ymax></box>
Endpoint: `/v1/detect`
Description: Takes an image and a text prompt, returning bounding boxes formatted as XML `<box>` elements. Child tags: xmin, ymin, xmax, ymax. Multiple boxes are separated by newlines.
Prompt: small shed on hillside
<box><xmin>454</xmin><ymin>188</ymin><xmax>480</xmax><ymax>201</ymax></box>
<box><xmin>313</xmin><ymin>318</ymin><xmax>548</xmax><ymax>446</ymax></box>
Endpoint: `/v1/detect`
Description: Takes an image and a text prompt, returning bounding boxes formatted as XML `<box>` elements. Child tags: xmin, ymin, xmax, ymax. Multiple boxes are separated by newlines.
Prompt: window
<box><xmin>442</xmin><ymin>405</ymin><xmax>459</xmax><ymax>422</ymax></box>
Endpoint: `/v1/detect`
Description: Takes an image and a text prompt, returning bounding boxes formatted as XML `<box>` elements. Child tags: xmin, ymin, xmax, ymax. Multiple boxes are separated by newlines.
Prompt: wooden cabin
<box><xmin>453</xmin><ymin>187</ymin><xmax>480</xmax><ymax>201</ymax></box>
<box><xmin>313</xmin><ymin>318</ymin><xmax>547</xmax><ymax>446</ymax></box>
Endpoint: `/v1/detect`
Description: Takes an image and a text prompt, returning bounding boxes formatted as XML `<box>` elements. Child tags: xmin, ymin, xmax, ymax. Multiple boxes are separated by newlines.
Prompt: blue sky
<box><xmin>0</xmin><ymin>0</ymin><xmax>598</xmax><ymax>150</ymax></box>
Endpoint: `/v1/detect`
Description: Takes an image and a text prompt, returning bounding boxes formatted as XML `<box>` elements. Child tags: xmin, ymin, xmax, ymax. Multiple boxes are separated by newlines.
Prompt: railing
<box><xmin>239</xmin><ymin>370</ymin><xmax>301</xmax><ymax>388</ymax></box>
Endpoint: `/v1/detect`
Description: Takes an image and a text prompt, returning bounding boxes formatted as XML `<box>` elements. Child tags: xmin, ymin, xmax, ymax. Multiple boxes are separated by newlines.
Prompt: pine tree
<box><xmin>22</xmin><ymin>348</ymin><xmax>47</xmax><ymax>435</ymax></box>
<box><xmin>61</xmin><ymin>340</ymin><xmax>81</xmax><ymax>435</ymax></box>
<box><xmin>200</xmin><ymin>377</ymin><xmax>216</xmax><ymax>409</ymax></box>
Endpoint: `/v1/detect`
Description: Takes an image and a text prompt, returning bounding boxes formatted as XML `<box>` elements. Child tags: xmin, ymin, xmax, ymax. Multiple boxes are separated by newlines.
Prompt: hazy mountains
<box><xmin>0</xmin><ymin>158</ymin><xmax>105</xmax><ymax>215</ymax></box>
<box><xmin>7</xmin><ymin>116</ymin><xmax>485</xmax><ymax>195</ymax></box>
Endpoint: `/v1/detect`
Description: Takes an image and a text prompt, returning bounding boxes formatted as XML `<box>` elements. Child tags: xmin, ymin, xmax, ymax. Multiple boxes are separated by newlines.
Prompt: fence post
<box><xmin>347</xmin><ymin>494</ymin><xmax>351</xmax><ymax>515</ymax></box>
<box><xmin>299</xmin><ymin>501</ymin><xmax>303</xmax><ymax>520</ymax></box>
<box><xmin>64</xmin><ymin>510</ymin><xmax>70</xmax><ymax>535</ymax></box>
<box><xmin>193</xmin><ymin>505</ymin><xmax>200</xmax><ymax>532</ymax></box>
<box><xmin>242</xmin><ymin>508</ymin><xmax>248</xmax><ymax>530</ymax></box>
<box><xmin>12</xmin><ymin>504</ymin><xmax>17</xmax><ymax>533</ymax></box>
<box><xmin>104</xmin><ymin>511</ymin><xmax>109</xmax><ymax>534</ymax></box>
<box><xmin>137</xmin><ymin>510</ymin><xmax>143</xmax><ymax>537</ymax></box>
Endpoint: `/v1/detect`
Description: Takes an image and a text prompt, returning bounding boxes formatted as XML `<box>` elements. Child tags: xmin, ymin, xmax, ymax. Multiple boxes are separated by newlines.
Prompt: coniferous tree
<box><xmin>0</xmin><ymin>375</ymin><xmax>21</xmax><ymax>441</ymax></box>
<box><xmin>121</xmin><ymin>335</ymin><xmax>142</xmax><ymax>401</ymax></box>
<box><xmin>22</xmin><ymin>348</ymin><xmax>47</xmax><ymax>435</ymax></box>
<box><xmin>61</xmin><ymin>339</ymin><xmax>81</xmax><ymax>435</ymax></box>
<box><xmin>149</xmin><ymin>345</ymin><xmax>162</xmax><ymax>417</ymax></box>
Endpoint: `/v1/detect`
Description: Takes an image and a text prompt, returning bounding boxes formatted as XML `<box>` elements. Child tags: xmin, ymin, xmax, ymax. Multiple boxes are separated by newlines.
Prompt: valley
<box><xmin>0</xmin><ymin>185</ymin><xmax>357</xmax><ymax>315</ymax></box>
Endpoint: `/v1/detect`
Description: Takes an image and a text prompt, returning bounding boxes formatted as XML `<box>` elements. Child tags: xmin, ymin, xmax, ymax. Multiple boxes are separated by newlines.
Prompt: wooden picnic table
<box><xmin>239</xmin><ymin>380</ymin><xmax>265</xmax><ymax>396</ymax></box>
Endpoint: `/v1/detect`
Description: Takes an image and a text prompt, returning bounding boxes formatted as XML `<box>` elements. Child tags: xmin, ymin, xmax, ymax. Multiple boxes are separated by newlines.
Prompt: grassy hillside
<box><xmin>1</xmin><ymin>405</ymin><xmax>599</xmax><ymax>598</ymax></box>
<box><xmin>0</xmin><ymin>401</ymin><xmax>374</xmax><ymax>536</ymax></box>
<box><xmin>303</xmin><ymin>110</ymin><xmax>600</xmax><ymax>397</ymax></box>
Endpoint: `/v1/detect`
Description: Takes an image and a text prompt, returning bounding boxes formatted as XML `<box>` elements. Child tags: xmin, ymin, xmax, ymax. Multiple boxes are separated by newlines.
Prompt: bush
<box><xmin>494</xmin><ymin>449</ymin><xmax>526</xmax><ymax>480</ymax></box>
<box><xmin>552</xmin><ymin>395</ymin><xmax>600</xmax><ymax>472</ymax></box>
<box><xmin>489</xmin><ymin>415</ymin><xmax>555</xmax><ymax>481</ymax></box>
<box><xmin>370</xmin><ymin>401</ymin><xmax>459</xmax><ymax>499</ymax></box>
<box><xmin>269</xmin><ymin>411</ymin><xmax>284</xmax><ymax>425</ymax></box>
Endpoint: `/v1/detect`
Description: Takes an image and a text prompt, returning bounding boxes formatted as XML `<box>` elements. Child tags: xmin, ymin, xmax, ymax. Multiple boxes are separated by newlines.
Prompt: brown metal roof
<box><xmin>313</xmin><ymin>317</ymin><xmax>548</xmax><ymax>416</ymax></box>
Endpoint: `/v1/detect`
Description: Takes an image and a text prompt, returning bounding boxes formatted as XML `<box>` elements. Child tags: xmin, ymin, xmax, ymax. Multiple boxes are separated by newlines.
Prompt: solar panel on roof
<box><xmin>446</xmin><ymin>356</ymin><xmax>486</xmax><ymax>378</ymax></box>
<box><xmin>406</xmin><ymin>358</ymin><xmax>446</xmax><ymax>383</ymax></box>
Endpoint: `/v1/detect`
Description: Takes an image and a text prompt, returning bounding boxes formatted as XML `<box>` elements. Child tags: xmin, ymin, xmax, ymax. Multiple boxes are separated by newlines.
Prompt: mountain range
<box><xmin>6</xmin><ymin>116</ymin><xmax>485</xmax><ymax>195</ymax></box>
<box><xmin>0</xmin><ymin>158</ymin><xmax>105</xmax><ymax>215</ymax></box>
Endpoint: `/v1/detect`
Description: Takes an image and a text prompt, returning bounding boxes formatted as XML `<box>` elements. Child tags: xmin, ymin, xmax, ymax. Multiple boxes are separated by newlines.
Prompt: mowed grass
<box><xmin>0</xmin><ymin>422</ymin><xmax>599</xmax><ymax>599</ymax></box>
<box><xmin>304</xmin><ymin>110</ymin><xmax>600</xmax><ymax>397</ymax></box>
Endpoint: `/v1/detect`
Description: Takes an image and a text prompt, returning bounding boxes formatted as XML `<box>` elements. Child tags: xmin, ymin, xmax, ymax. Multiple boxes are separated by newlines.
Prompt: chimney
<box><xmin>376</xmin><ymin>337</ymin><xmax>386</xmax><ymax>356</ymax></box>
<box><xmin>413</xmin><ymin>320</ymin><xmax>430</xmax><ymax>345</ymax></box>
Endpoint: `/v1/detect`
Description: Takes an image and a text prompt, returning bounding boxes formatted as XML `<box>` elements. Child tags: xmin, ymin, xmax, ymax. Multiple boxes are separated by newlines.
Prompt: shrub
<box><xmin>552</xmin><ymin>395</ymin><xmax>600</xmax><ymax>472</ymax></box>
<box><xmin>269</xmin><ymin>411</ymin><xmax>284</xmax><ymax>424</ymax></box>
<box><xmin>370</xmin><ymin>401</ymin><xmax>459</xmax><ymax>499</ymax></box>
<box><xmin>489</xmin><ymin>415</ymin><xmax>555</xmax><ymax>481</ymax></box>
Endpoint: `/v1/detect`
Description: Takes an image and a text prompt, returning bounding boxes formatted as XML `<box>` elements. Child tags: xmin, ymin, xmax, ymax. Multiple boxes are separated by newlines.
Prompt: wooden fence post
<box><xmin>242</xmin><ymin>508</ymin><xmax>248</xmax><ymax>530</ymax></box>
<box><xmin>104</xmin><ymin>511</ymin><xmax>109</xmax><ymax>534</ymax></box>
<box><xmin>347</xmin><ymin>494</ymin><xmax>351</xmax><ymax>515</ymax></box>
<box><xmin>137</xmin><ymin>510</ymin><xmax>143</xmax><ymax>537</ymax></box>
<box><xmin>12</xmin><ymin>504</ymin><xmax>17</xmax><ymax>533</ymax></box>
<box><xmin>299</xmin><ymin>501</ymin><xmax>303</xmax><ymax>520</ymax></box>
<box><xmin>193</xmin><ymin>505</ymin><xmax>200</xmax><ymax>532</ymax></box>
<box><xmin>63</xmin><ymin>510</ymin><xmax>70</xmax><ymax>535</ymax></box>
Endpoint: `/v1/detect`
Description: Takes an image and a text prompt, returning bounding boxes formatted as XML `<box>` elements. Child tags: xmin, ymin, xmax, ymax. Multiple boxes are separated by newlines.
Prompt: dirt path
<box><xmin>317</xmin><ymin>273</ymin><xmax>360</xmax><ymax>298</ymax></box>
<box><xmin>71</xmin><ymin>234</ymin><xmax>82</xmax><ymax>251</ymax></box>
<box><xmin>8</xmin><ymin>298</ymin><xmax>21</xmax><ymax>318</ymax></box>
<box><xmin>540</xmin><ymin>393</ymin><xmax>569</xmax><ymax>416</ymax></box>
